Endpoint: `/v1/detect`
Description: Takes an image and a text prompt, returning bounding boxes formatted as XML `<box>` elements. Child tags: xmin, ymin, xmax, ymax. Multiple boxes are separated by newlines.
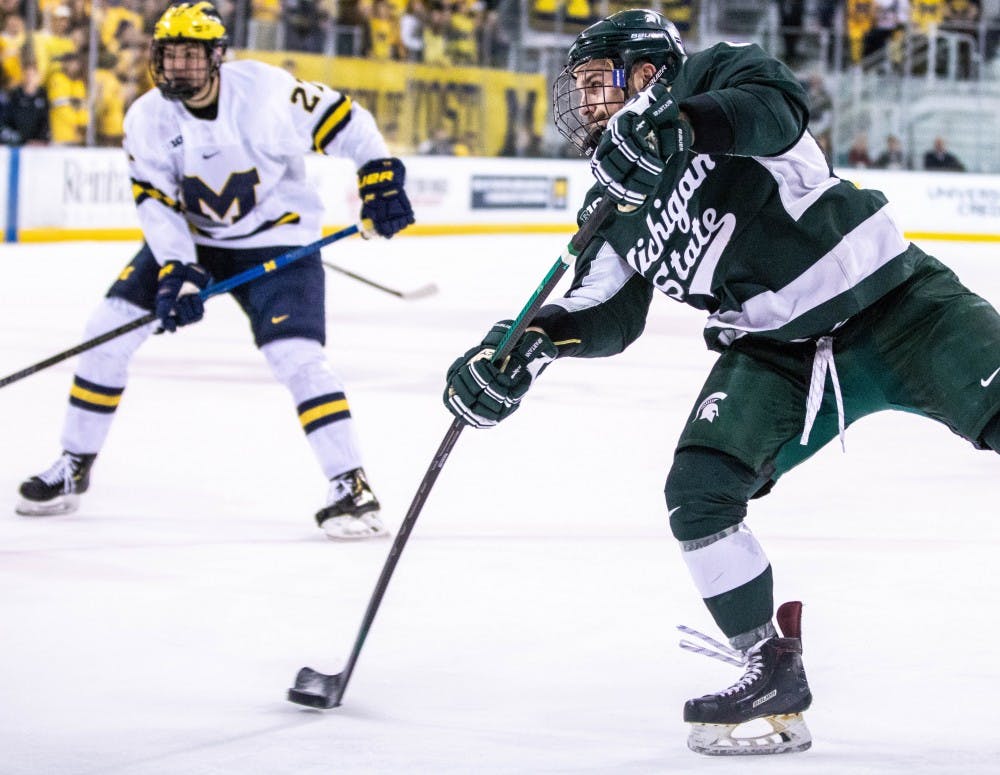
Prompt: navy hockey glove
<box><xmin>358</xmin><ymin>157</ymin><xmax>415</xmax><ymax>238</ymax></box>
<box><xmin>155</xmin><ymin>261</ymin><xmax>210</xmax><ymax>333</ymax></box>
<box><xmin>444</xmin><ymin>320</ymin><xmax>557</xmax><ymax>429</ymax></box>
<box><xmin>591</xmin><ymin>83</ymin><xmax>692</xmax><ymax>208</ymax></box>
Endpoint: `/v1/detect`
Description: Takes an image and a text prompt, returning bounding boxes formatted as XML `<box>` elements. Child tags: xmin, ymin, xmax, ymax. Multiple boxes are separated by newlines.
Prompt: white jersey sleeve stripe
<box><xmin>131</xmin><ymin>178</ymin><xmax>181</xmax><ymax>211</ymax></box>
<box><xmin>312</xmin><ymin>95</ymin><xmax>352</xmax><ymax>152</ymax></box>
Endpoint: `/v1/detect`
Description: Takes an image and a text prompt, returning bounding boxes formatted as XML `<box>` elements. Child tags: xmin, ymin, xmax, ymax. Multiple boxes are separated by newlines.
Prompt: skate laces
<box><xmin>677</xmin><ymin>625</ymin><xmax>766</xmax><ymax>696</ymax></box>
<box><xmin>37</xmin><ymin>454</ymin><xmax>77</xmax><ymax>493</ymax></box>
<box><xmin>677</xmin><ymin>625</ymin><xmax>745</xmax><ymax>667</ymax></box>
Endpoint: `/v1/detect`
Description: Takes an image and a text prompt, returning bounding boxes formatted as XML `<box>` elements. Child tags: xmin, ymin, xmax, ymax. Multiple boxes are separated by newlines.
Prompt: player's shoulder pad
<box><xmin>122</xmin><ymin>87</ymin><xmax>176</xmax><ymax>150</ymax></box>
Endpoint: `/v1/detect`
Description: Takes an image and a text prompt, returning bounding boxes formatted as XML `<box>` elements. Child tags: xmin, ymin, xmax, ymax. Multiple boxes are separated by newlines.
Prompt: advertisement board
<box><xmin>6</xmin><ymin>148</ymin><xmax>1000</xmax><ymax>243</ymax></box>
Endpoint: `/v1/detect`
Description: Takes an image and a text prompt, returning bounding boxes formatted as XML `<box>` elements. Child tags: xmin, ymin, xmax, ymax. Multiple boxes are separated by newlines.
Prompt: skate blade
<box><xmin>321</xmin><ymin>515</ymin><xmax>391</xmax><ymax>541</ymax></box>
<box><xmin>687</xmin><ymin>713</ymin><xmax>812</xmax><ymax>756</ymax></box>
<box><xmin>287</xmin><ymin>667</ymin><xmax>342</xmax><ymax>709</ymax></box>
<box><xmin>15</xmin><ymin>494</ymin><xmax>79</xmax><ymax>517</ymax></box>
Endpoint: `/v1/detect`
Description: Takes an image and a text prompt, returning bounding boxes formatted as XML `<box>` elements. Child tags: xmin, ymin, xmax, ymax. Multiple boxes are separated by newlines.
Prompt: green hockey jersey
<box><xmin>533</xmin><ymin>42</ymin><xmax>931</xmax><ymax>356</ymax></box>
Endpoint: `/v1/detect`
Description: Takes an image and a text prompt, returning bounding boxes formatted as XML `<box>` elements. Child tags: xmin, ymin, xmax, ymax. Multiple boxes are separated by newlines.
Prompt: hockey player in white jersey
<box><xmin>16</xmin><ymin>1</ymin><xmax>414</xmax><ymax>540</ymax></box>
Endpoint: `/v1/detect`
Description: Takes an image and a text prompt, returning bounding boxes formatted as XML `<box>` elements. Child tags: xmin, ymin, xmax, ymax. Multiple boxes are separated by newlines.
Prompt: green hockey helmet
<box><xmin>554</xmin><ymin>9</ymin><xmax>686</xmax><ymax>155</ymax></box>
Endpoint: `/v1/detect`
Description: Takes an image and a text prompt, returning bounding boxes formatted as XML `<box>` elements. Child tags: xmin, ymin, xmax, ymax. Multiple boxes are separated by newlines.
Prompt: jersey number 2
<box><xmin>291</xmin><ymin>86</ymin><xmax>320</xmax><ymax>113</ymax></box>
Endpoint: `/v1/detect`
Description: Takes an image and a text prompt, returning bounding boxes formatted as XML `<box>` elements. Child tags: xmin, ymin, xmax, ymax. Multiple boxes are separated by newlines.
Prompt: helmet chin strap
<box><xmin>184</xmin><ymin>73</ymin><xmax>220</xmax><ymax>108</ymax></box>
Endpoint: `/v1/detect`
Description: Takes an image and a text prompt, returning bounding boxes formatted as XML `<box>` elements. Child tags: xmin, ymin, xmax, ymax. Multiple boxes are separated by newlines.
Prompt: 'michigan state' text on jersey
<box><xmin>535</xmin><ymin>42</ymin><xmax>931</xmax><ymax>355</ymax></box>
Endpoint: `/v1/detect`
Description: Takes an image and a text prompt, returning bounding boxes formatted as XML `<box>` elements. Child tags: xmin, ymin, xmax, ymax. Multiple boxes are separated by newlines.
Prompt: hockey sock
<box><xmin>261</xmin><ymin>337</ymin><xmax>364</xmax><ymax>479</ymax></box>
<box><xmin>666</xmin><ymin>446</ymin><xmax>775</xmax><ymax>648</ymax></box>
<box><xmin>61</xmin><ymin>297</ymin><xmax>154</xmax><ymax>454</ymax></box>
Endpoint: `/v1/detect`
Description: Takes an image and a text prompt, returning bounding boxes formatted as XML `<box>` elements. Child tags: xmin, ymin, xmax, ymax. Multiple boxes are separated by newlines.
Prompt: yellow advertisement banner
<box><xmin>234</xmin><ymin>51</ymin><xmax>548</xmax><ymax>158</ymax></box>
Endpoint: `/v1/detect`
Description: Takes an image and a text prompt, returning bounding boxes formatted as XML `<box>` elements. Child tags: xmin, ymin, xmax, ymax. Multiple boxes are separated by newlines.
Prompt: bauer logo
<box><xmin>471</xmin><ymin>176</ymin><xmax>569</xmax><ymax>210</ymax></box>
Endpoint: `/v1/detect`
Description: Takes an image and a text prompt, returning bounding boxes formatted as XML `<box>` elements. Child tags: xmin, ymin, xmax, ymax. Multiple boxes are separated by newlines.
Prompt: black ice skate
<box><xmin>315</xmin><ymin>467</ymin><xmax>388</xmax><ymax>540</ymax></box>
<box><xmin>679</xmin><ymin>601</ymin><xmax>812</xmax><ymax>756</ymax></box>
<box><xmin>16</xmin><ymin>451</ymin><xmax>97</xmax><ymax>516</ymax></box>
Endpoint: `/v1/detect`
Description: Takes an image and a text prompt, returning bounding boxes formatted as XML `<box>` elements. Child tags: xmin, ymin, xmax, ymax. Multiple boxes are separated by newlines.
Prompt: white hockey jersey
<box><xmin>123</xmin><ymin>59</ymin><xmax>389</xmax><ymax>264</ymax></box>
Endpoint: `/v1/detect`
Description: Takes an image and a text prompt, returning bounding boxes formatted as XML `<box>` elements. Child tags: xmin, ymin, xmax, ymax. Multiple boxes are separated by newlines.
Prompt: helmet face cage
<box><xmin>150</xmin><ymin>1</ymin><xmax>228</xmax><ymax>101</ymax></box>
<box><xmin>553</xmin><ymin>61</ymin><xmax>628</xmax><ymax>157</ymax></box>
<box><xmin>552</xmin><ymin>9</ymin><xmax>685</xmax><ymax>155</ymax></box>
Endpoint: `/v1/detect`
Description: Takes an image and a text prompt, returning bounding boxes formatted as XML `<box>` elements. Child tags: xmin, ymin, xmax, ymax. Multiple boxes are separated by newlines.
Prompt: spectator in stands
<box><xmin>847</xmin><ymin>131</ymin><xmax>873</xmax><ymax>167</ymax></box>
<box><xmin>847</xmin><ymin>0</ymin><xmax>876</xmax><ymax>63</ymax></box>
<box><xmin>367</xmin><ymin>0</ymin><xmax>404</xmax><ymax>59</ymax></box>
<box><xmin>866</xmin><ymin>0</ymin><xmax>907</xmax><ymax>66</ymax></box>
<box><xmin>447</xmin><ymin>1</ymin><xmax>478</xmax><ymax>66</ymax></box>
<box><xmin>93</xmin><ymin>49</ymin><xmax>125</xmax><ymax>146</ymax></box>
<box><xmin>874</xmin><ymin>133</ymin><xmax>910</xmax><ymax>169</ymax></box>
<box><xmin>283</xmin><ymin>0</ymin><xmax>330</xmax><ymax>53</ymax></box>
<box><xmin>911</xmin><ymin>0</ymin><xmax>946</xmax><ymax>32</ymax></box>
<box><xmin>478</xmin><ymin>0</ymin><xmax>511</xmax><ymax>67</ymax></box>
<box><xmin>100</xmin><ymin>0</ymin><xmax>146</xmax><ymax>57</ymax></box>
<box><xmin>400</xmin><ymin>0</ymin><xmax>425</xmax><ymax>62</ymax></box>
<box><xmin>923</xmin><ymin>136</ymin><xmax>966</xmax><ymax>170</ymax></box>
<box><xmin>36</xmin><ymin>4</ymin><xmax>77</xmax><ymax>82</ymax></box>
<box><xmin>63</xmin><ymin>0</ymin><xmax>93</xmax><ymax>29</ymax></box>
<box><xmin>0</xmin><ymin>62</ymin><xmax>49</xmax><ymax>145</ymax></box>
<box><xmin>47</xmin><ymin>48</ymin><xmax>87</xmax><ymax>145</ymax></box>
<box><xmin>531</xmin><ymin>0</ymin><xmax>593</xmax><ymax>28</ymax></box>
<box><xmin>944</xmin><ymin>0</ymin><xmax>980</xmax><ymax>30</ymax></box>
<box><xmin>248</xmin><ymin>0</ymin><xmax>281</xmax><ymax>50</ymax></box>
<box><xmin>422</xmin><ymin>2</ymin><xmax>451</xmax><ymax>66</ymax></box>
<box><xmin>0</xmin><ymin>10</ymin><xmax>27</xmax><ymax>88</ymax></box>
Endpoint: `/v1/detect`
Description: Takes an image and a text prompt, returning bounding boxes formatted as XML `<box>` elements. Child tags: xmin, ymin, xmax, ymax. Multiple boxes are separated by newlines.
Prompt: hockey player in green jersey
<box><xmin>443</xmin><ymin>9</ymin><xmax>1000</xmax><ymax>757</ymax></box>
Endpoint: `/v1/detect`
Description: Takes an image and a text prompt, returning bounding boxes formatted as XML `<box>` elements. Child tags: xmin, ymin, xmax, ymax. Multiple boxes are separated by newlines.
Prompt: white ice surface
<box><xmin>0</xmin><ymin>234</ymin><xmax>998</xmax><ymax>774</ymax></box>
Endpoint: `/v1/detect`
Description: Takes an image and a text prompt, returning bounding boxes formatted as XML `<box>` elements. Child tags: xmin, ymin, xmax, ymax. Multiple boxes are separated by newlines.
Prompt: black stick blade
<box><xmin>287</xmin><ymin>667</ymin><xmax>343</xmax><ymax>709</ymax></box>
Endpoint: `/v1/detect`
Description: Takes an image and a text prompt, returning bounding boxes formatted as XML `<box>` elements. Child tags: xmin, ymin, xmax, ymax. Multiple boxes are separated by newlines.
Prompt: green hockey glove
<box><xmin>443</xmin><ymin>320</ymin><xmax>557</xmax><ymax>429</ymax></box>
<box><xmin>591</xmin><ymin>82</ymin><xmax>692</xmax><ymax>208</ymax></box>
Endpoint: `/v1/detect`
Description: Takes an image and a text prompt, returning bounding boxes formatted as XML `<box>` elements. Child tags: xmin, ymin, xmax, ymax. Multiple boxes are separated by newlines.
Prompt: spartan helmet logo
<box><xmin>695</xmin><ymin>392</ymin><xmax>728</xmax><ymax>422</ymax></box>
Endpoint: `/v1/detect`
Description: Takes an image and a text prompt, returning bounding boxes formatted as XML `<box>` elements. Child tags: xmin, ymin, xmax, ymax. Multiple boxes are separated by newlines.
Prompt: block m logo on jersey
<box><xmin>182</xmin><ymin>169</ymin><xmax>261</xmax><ymax>224</ymax></box>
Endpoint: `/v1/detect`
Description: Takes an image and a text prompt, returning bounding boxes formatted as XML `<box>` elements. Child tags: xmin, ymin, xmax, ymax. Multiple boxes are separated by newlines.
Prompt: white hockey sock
<box><xmin>60</xmin><ymin>297</ymin><xmax>156</xmax><ymax>454</ymax></box>
<box><xmin>260</xmin><ymin>337</ymin><xmax>364</xmax><ymax>479</ymax></box>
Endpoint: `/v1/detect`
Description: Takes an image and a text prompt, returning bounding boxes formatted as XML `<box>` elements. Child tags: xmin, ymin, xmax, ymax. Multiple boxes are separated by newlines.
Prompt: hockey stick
<box><xmin>0</xmin><ymin>223</ymin><xmax>363</xmax><ymax>390</ymax></box>
<box><xmin>322</xmin><ymin>260</ymin><xmax>438</xmax><ymax>300</ymax></box>
<box><xmin>287</xmin><ymin>195</ymin><xmax>618</xmax><ymax>710</ymax></box>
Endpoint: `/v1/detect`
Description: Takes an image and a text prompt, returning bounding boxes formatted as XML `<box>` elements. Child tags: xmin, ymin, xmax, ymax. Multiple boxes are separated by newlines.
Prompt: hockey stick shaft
<box><xmin>0</xmin><ymin>223</ymin><xmax>362</xmax><ymax>390</ymax></box>
<box><xmin>319</xmin><ymin>196</ymin><xmax>618</xmax><ymax>707</ymax></box>
<box><xmin>322</xmin><ymin>260</ymin><xmax>437</xmax><ymax>299</ymax></box>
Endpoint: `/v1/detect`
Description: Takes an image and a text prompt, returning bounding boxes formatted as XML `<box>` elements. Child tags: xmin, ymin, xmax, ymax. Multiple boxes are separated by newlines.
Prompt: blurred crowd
<box><xmin>0</xmin><ymin>0</ymin><xmax>158</xmax><ymax>146</ymax></box>
<box><xmin>245</xmin><ymin>0</ymin><xmax>512</xmax><ymax>68</ymax></box>
<box><xmin>845</xmin><ymin>130</ymin><xmax>967</xmax><ymax>170</ymax></box>
<box><xmin>0</xmin><ymin>0</ymin><xmax>993</xmax><ymax>169</ymax></box>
